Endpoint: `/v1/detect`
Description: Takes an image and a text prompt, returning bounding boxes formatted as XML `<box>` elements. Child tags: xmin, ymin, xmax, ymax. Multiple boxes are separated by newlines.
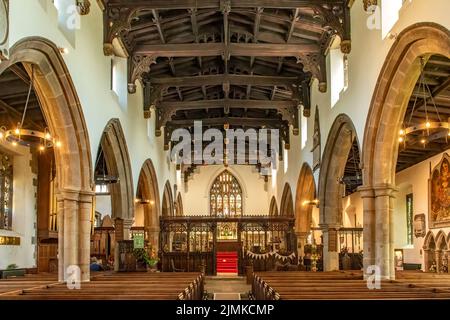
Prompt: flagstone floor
<box><xmin>204</xmin><ymin>276</ymin><xmax>251</xmax><ymax>300</ymax></box>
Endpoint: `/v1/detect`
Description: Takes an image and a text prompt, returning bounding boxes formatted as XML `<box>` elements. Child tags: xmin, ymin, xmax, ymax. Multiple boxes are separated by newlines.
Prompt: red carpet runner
<box><xmin>216</xmin><ymin>252</ymin><xmax>238</xmax><ymax>274</ymax></box>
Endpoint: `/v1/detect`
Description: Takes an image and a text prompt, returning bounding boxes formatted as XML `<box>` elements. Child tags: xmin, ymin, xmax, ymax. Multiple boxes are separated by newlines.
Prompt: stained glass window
<box><xmin>0</xmin><ymin>152</ymin><xmax>13</xmax><ymax>230</ymax></box>
<box><xmin>210</xmin><ymin>171</ymin><xmax>242</xmax><ymax>216</ymax></box>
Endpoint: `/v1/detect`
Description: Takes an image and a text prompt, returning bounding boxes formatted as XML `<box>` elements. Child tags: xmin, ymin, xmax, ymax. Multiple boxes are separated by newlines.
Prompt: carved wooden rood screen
<box><xmin>159</xmin><ymin>215</ymin><xmax>296</xmax><ymax>275</ymax></box>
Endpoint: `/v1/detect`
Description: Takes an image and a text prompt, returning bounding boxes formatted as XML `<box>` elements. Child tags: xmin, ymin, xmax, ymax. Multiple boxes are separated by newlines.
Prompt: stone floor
<box><xmin>204</xmin><ymin>276</ymin><xmax>251</xmax><ymax>300</ymax></box>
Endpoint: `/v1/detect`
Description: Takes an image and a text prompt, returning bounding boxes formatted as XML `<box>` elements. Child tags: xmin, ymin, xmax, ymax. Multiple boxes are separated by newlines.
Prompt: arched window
<box><xmin>210</xmin><ymin>171</ymin><xmax>242</xmax><ymax>216</ymax></box>
<box><xmin>0</xmin><ymin>152</ymin><xmax>13</xmax><ymax>230</ymax></box>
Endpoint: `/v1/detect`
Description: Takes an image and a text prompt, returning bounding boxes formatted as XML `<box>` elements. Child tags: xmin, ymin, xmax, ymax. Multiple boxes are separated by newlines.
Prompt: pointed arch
<box><xmin>0</xmin><ymin>37</ymin><xmax>94</xmax><ymax>281</ymax></box>
<box><xmin>269</xmin><ymin>196</ymin><xmax>279</xmax><ymax>216</ymax></box>
<box><xmin>319</xmin><ymin>114</ymin><xmax>359</xmax><ymax>226</ymax></box>
<box><xmin>280</xmin><ymin>183</ymin><xmax>294</xmax><ymax>216</ymax></box>
<box><xmin>312</xmin><ymin>106</ymin><xmax>321</xmax><ymax>171</ymax></box>
<box><xmin>136</xmin><ymin>159</ymin><xmax>160</xmax><ymax>230</ymax></box>
<box><xmin>175</xmin><ymin>193</ymin><xmax>184</xmax><ymax>216</ymax></box>
<box><xmin>162</xmin><ymin>181</ymin><xmax>174</xmax><ymax>217</ymax></box>
<box><xmin>295</xmin><ymin>163</ymin><xmax>316</xmax><ymax>234</ymax></box>
<box><xmin>423</xmin><ymin>231</ymin><xmax>436</xmax><ymax>250</ymax></box>
<box><xmin>436</xmin><ymin>230</ymin><xmax>448</xmax><ymax>251</ymax></box>
<box><xmin>98</xmin><ymin>119</ymin><xmax>134</xmax><ymax>221</ymax></box>
<box><xmin>361</xmin><ymin>23</ymin><xmax>450</xmax><ymax>279</ymax></box>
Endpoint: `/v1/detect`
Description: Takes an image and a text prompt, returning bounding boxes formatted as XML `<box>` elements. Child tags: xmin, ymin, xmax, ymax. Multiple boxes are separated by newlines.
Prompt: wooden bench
<box><xmin>252</xmin><ymin>271</ymin><xmax>450</xmax><ymax>300</ymax></box>
<box><xmin>0</xmin><ymin>272</ymin><xmax>204</xmax><ymax>300</ymax></box>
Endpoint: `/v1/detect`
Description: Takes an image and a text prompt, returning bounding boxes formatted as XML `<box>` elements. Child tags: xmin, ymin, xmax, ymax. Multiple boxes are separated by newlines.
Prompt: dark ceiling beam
<box><xmin>159</xmin><ymin>99</ymin><xmax>297</xmax><ymax>110</ymax></box>
<box><xmin>133</xmin><ymin>42</ymin><xmax>320</xmax><ymax>57</ymax></box>
<box><xmin>106</xmin><ymin>0</ymin><xmax>346</xmax><ymax>10</ymax></box>
<box><xmin>188</xmin><ymin>8</ymin><xmax>203</xmax><ymax>68</ymax></box>
<box><xmin>167</xmin><ymin>117</ymin><xmax>286</xmax><ymax>128</ymax></box>
<box><xmin>129</xmin><ymin>42</ymin><xmax>322</xmax><ymax>93</ymax></box>
<box><xmin>286</xmin><ymin>8</ymin><xmax>300</xmax><ymax>43</ymax></box>
<box><xmin>253</xmin><ymin>7</ymin><xmax>263</xmax><ymax>42</ymax></box>
<box><xmin>150</xmin><ymin>74</ymin><xmax>299</xmax><ymax>88</ymax></box>
<box><xmin>0</xmin><ymin>99</ymin><xmax>43</xmax><ymax>130</ymax></box>
<box><xmin>405</xmin><ymin>77</ymin><xmax>450</xmax><ymax>121</ymax></box>
<box><xmin>154</xmin><ymin>99</ymin><xmax>299</xmax><ymax>136</ymax></box>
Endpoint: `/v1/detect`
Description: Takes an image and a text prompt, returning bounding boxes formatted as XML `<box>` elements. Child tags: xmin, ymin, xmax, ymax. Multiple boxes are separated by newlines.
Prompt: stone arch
<box><xmin>136</xmin><ymin>159</ymin><xmax>160</xmax><ymax>247</ymax></box>
<box><xmin>269</xmin><ymin>196</ymin><xmax>278</xmax><ymax>216</ymax></box>
<box><xmin>98</xmin><ymin>119</ymin><xmax>134</xmax><ymax>224</ymax></box>
<box><xmin>0</xmin><ymin>37</ymin><xmax>94</xmax><ymax>282</ymax></box>
<box><xmin>361</xmin><ymin>23</ymin><xmax>450</xmax><ymax>279</ymax></box>
<box><xmin>280</xmin><ymin>183</ymin><xmax>294</xmax><ymax>216</ymax></box>
<box><xmin>295</xmin><ymin>163</ymin><xmax>316</xmax><ymax>234</ymax></box>
<box><xmin>319</xmin><ymin>114</ymin><xmax>359</xmax><ymax>227</ymax></box>
<box><xmin>436</xmin><ymin>230</ymin><xmax>448</xmax><ymax>251</ymax></box>
<box><xmin>318</xmin><ymin>114</ymin><xmax>359</xmax><ymax>271</ymax></box>
<box><xmin>423</xmin><ymin>231</ymin><xmax>437</xmax><ymax>272</ymax></box>
<box><xmin>294</xmin><ymin>163</ymin><xmax>316</xmax><ymax>256</ymax></box>
<box><xmin>175</xmin><ymin>193</ymin><xmax>183</xmax><ymax>216</ymax></box>
<box><xmin>162</xmin><ymin>181</ymin><xmax>174</xmax><ymax>217</ymax></box>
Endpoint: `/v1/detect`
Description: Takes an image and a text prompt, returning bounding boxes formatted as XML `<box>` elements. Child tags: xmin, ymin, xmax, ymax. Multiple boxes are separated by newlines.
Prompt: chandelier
<box><xmin>0</xmin><ymin>66</ymin><xmax>61</xmax><ymax>151</ymax></box>
<box><xmin>398</xmin><ymin>57</ymin><xmax>449</xmax><ymax>147</ymax></box>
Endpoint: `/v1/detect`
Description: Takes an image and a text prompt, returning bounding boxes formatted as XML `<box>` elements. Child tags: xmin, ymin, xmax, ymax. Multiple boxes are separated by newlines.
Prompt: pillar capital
<box><xmin>57</xmin><ymin>188</ymin><xmax>95</xmax><ymax>202</ymax></box>
<box><xmin>357</xmin><ymin>185</ymin><xmax>375</xmax><ymax>198</ymax></box>
<box><xmin>123</xmin><ymin>218</ymin><xmax>134</xmax><ymax>229</ymax></box>
<box><xmin>319</xmin><ymin>223</ymin><xmax>342</xmax><ymax>230</ymax></box>
<box><xmin>373</xmin><ymin>184</ymin><xmax>398</xmax><ymax>198</ymax></box>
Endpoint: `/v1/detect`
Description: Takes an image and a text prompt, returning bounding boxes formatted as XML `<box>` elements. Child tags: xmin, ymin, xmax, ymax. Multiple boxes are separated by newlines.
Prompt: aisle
<box><xmin>204</xmin><ymin>276</ymin><xmax>250</xmax><ymax>300</ymax></box>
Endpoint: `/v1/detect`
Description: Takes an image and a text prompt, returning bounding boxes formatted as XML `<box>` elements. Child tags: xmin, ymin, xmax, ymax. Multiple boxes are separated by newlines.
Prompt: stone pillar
<box><xmin>147</xmin><ymin>225</ymin><xmax>161</xmax><ymax>251</ymax></box>
<box><xmin>295</xmin><ymin>232</ymin><xmax>309</xmax><ymax>265</ymax></box>
<box><xmin>57</xmin><ymin>189</ymin><xmax>94</xmax><ymax>282</ymax></box>
<box><xmin>123</xmin><ymin>218</ymin><xmax>134</xmax><ymax>241</ymax></box>
<box><xmin>423</xmin><ymin>249</ymin><xmax>431</xmax><ymax>272</ymax></box>
<box><xmin>321</xmin><ymin>225</ymin><xmax>340</xmax><ymax>271</ymax></box>
<box><xmin>359</xmin><ymin>187</ymin><xmax>375</xmax><ymax>278</ymax></box>
<box><xmin>445</xmin><ymin>250</ymin><xmax>450</xmax><ymax>273</ymax></box>
<box><xmin>435</xmin><ymin>250</ymin><xmax>442</xmax><ymax>273</ymax></box>
<box><xmin>374</xmin><ymin>185</ymin><xmax>397</xmax><ymax>280</ymax></box>
<box><xmin>79</xmin><ymin>191</ymin><xmax>94</xmax><ymax>282</ymax></box>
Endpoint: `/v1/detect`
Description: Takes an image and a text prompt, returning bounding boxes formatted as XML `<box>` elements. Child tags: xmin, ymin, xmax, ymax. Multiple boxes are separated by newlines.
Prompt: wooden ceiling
<box><xmin>103</xmin><ymin>0</ymin><xmax>352</xmax><ymax>154</ymax></box>
<box><xmin>0</xmin><ymin>64</ymin><xmax>46</xmax><ymax>132</ymax></box>
<box><xmin>397</xmin><ymin>55</ymin><xmax>450</xmax><ymax>172</ymax></box>
<box><xmin>342</xmin><ymin>137</ymin><xmax>362</xmax><ymax>195</ymax></box>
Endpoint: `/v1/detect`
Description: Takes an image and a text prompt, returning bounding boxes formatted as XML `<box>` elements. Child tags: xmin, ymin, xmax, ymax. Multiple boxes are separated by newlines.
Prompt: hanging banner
<box><xmin>133</xmin><ymin>233</ymin><xmax>145</xmax><ymax>249</ymax></box>
<box><xmin>246</xmin><ymin>249</ymin><xmax>296</xmax><ymax>261</ymax></box>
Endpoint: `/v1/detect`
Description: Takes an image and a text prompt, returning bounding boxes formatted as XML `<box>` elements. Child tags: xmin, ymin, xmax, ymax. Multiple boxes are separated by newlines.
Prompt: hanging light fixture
<box><xmin>94</xmin><ymin>148</ymin><xmax>119</xmax><ymax>186</ymax></box>
<box><xmin>398</xmin><ymin>57</ymin><xmax>450</xmax><ymax>148</ymax></box>
<box><xmin>0</xmin><ymin>66</ymin><xmax>61</xmax><ymax>151</ymax></box>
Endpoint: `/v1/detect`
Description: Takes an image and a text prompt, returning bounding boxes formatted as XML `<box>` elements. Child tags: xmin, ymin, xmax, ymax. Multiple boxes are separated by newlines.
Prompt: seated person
<box><xmin>90</xmin><ymin>257</ymin><xmax>104</xmax><ymax>272</ymax></box>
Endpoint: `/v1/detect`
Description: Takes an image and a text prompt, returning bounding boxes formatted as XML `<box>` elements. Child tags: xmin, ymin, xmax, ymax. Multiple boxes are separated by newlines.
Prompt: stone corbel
<box><xmin>363</xmin><ymin>0</ymin><xmax>378</xmax><ymax>11</ymax></box>
<box><xmin>313</xmin><ymin>4</ymin><xmax>351</xmax><ymax>55</ymax></box>
<box><xmin>155</xmin><ymin>106</ymin><xmax>177</xmax><ymax>137</ymax></box>
<box><xmin>143</xmin><ymin>84</ymin><xmax>163</xmax><ymax>118</ymax></box>
<box><xmin>76</xmin><ymin>0</ymin><xmax>91</xmax><ymax>15</ymax></box>
<box><xmin>128</xmin><ymin>54</ymin><xmax>157</xmax><ymax>94</ymax></box>
<box><xmin>297</xmin><ymin>53</ymin><xmax>327</xmax><ymax>93</ymax></box>
<box><xmin>279</xmin><ymin>106</ymin><xmax>299</xmax><ymax>136</ymax></box>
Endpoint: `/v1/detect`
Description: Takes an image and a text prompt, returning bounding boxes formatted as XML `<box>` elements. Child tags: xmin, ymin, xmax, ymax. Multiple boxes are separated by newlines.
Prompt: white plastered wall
<box><xmin>0</xmin><ymin>143</ymin><xmax>37</xmax><ymax>269</ymax></box>
<box><xmin>181</xmin><ymin>165</ymin><xmax>270</xmax><ymax>216</ymax></box>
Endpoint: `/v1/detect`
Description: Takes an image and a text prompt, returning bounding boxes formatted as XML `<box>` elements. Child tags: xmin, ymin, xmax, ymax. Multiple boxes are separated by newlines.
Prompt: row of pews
<box><xmin>0</xmin><ymin>272</ymin><xmax>204</xmax><ymax>300</ymax></box>
<box><xmin>252</xmin><ymin>271</ymin><xmax>450</xmax><ymax>300</ymax></box>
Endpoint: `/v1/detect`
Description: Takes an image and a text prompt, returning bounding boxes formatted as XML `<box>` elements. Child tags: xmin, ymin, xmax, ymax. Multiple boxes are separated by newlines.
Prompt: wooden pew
<box><xmin>252</xmin><ymin>271</ymin><xmax>450</xmax><ymax>300</ymax></box>
<box><xmin>0</xmin><ymin>272</ymin><xmax>204</xmax><ymax>300</ymax></box>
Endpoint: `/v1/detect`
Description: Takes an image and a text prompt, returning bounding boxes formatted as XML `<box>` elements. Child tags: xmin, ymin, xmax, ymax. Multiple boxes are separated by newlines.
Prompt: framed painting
<box><xmin>394</xmin><ymin>249</ymin><xmax>404</xmax><ymax>270</ymax></box>
<box><xmin>414</xmin><ymin>213</ymin><xmax>426</xmax><ymax>238</ymax></box>
<box><xmin>429</xmin><ymin>153</ymin><xmax>450</xmax><ymax>228</ymax></box>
